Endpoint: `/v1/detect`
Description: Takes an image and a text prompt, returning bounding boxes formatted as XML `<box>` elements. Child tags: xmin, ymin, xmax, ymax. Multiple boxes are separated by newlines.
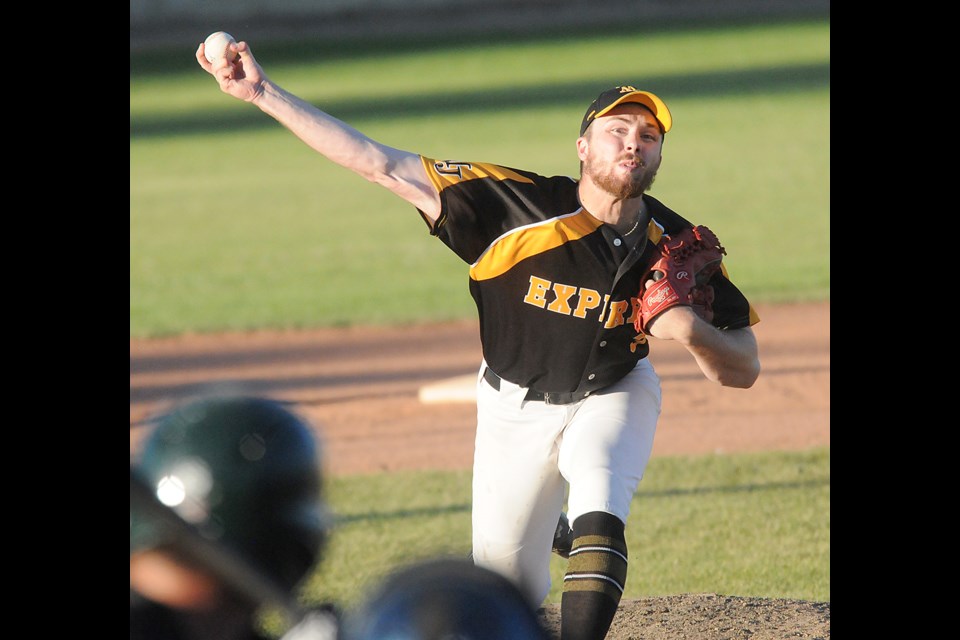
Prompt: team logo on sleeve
<box><xmin>433</xmin><ymin>161</ymin><xmax>473</xmax><ymax>179</ymax></box>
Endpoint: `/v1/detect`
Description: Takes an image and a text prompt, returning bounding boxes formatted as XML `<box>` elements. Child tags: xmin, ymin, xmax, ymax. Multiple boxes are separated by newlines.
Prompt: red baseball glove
<box><xmin>634</xmin><ymin>225</ymin><xmax>726</xmax><ymax>333</ymax></box>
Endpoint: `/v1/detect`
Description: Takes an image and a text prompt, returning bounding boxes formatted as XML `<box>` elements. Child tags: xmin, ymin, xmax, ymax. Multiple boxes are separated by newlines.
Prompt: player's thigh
<box><xmin>559</xmin><ymin>360</ymin><xmax>661</xmax><ymax>524</ymax></box>
<box><xmin>473</xmin><ymin>374</ymin><xmax>567</xmax><ymax>537</ymax></box>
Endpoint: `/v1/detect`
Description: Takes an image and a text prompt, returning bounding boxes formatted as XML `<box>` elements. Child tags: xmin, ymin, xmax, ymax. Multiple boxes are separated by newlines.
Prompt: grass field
<box><xmin>305</xmin><ymin>447</ymin><xmax>829</xmax><ymax>610</ymax></box>
<box><xmin>130</xmin><ymin>17</ymin><xmax>829</xmax><ymax>338</ymax></box>
<box><xmin>130</xmin><ymin>16</ymin><xmax>830</xmax><ymax>620</ymax></box>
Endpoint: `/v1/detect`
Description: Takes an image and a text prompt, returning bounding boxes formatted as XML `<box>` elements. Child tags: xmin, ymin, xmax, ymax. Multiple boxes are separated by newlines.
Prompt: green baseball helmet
<box><xmin>130</xmin><ymin>395</ymin><xmax>329</xmax><ymax>595</ymax></box>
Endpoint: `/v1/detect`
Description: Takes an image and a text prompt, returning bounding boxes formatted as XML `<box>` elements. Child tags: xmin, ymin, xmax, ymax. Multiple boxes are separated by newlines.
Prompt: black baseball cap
<box><xmin>580</xmin><ymin>86</ymin><xmax>672</xmax><ymax>136</ymax></box>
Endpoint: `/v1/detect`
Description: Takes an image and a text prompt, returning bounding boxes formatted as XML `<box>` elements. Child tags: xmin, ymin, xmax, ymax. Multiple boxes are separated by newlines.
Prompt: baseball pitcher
<box><xmin>196</xmin><ymin>39</ymin><xmax>760</xmax><ymax>640</ymax></box>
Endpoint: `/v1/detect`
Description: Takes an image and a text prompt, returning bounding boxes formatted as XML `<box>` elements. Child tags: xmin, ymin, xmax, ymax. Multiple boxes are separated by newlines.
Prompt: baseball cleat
<box><xmin>552</xmin><ymin>512</ymin><xmax>573</xmax><ymax>559</ymax></box>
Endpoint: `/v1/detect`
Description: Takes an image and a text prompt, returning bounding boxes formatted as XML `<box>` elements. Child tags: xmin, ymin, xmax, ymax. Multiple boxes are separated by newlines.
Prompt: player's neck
<box><xmin>578</xmin><ymin>182</ymin><xmax>646</xmax><ymax>232</ymax></box>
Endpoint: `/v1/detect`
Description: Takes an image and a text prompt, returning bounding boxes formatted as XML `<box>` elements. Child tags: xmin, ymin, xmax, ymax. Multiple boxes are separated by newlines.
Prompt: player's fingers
<box><xmin>235</xmin><ymin>41</ymin><xmax>252</xmax><ymax>61</ymax></box>
<box><xmin>643</xmin><ymin>271</ymin><xmax>664</xmax><ymax>291</ymax></box>
<box><xmin>195</xmin><ymin>44</ymin><xmax>213</xmax><ymax>72</ymax></box>
<box><xmin>224</xmin><ymin>41</ymin><xmax>240</xmax><ymax>62</ymax></box>
<box><xmin>210</xmin><ymin>51</ymin><xmax>242</xmax><ymax>84</ymax></box>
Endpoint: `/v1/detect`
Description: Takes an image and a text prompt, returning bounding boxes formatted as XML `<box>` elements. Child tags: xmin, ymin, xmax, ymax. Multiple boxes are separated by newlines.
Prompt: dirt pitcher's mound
<box><xmin>538</xmin><ymin>594</ymin><xmax>830</xmax><ymax>639</ymax></box>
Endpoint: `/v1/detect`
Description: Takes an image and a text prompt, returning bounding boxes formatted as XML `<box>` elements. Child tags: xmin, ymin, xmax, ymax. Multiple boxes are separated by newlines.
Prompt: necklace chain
<box><xmin>622</xmin><ymin>215</ymin><xmax>641</xmax><ymax>237</ymax></box>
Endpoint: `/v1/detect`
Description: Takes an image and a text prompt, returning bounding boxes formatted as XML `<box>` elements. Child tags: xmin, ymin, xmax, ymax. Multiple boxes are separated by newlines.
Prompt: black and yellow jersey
<box><xmin>418</xmin><ymin>157</ymin><xmax>758</xmax><ymax>395</ymax></box>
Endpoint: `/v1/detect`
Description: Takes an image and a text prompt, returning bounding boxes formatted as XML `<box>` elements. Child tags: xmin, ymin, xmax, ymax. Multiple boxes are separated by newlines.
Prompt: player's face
<box><xmin>579</xmin><ymin>104</ymin><xmax>663</xmax><ymax>199</ymax></box>
<box><xmin>130</xmin><ymin>549</ymin><xmax>224</xmax><ymax>610</ymax></box>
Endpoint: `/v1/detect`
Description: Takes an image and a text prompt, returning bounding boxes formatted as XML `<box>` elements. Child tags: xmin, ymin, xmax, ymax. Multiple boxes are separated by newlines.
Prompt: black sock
<box><xmin>559</xmin><ymin>511</ymin><xmax>627</xmax><ymax>640</ymax></box>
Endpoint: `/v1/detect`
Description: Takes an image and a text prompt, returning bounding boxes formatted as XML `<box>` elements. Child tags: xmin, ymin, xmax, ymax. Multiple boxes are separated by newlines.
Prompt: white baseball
<box><xmin>203</xmin><ymin>31</ymin><xmax>238</xmax><ymax>63</ymax></box>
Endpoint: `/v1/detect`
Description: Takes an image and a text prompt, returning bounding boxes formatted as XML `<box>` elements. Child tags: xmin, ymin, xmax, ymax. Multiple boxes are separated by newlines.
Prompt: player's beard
<box><xmin>584</xmin><ymin>154</ymin><xmax>659</xmax><ymax>199</ymax></box>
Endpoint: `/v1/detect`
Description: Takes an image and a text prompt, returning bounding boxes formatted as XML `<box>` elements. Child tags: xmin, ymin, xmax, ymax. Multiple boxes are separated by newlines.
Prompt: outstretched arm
<box><xmin>196</xmin><ymin>39</ymin><xmax>442</xmax><ymax>224</ymax></box>
<box><xmin>646</xmin><ymin>306</ymin><xmax>760</xmax><ymax>388</ymax></box>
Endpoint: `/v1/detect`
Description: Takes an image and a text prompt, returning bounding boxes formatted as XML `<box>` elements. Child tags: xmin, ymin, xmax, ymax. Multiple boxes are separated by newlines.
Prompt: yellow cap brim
<box><xmin>594</xmin><ymin>91</ymin><xmax>672</xmax><ymax>133</ymax></box>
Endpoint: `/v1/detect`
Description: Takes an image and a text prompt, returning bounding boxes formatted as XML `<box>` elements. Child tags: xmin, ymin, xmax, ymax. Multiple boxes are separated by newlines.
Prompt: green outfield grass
<box><xmin>130</xmin><ymin>17</ymin><xmax>829</xmax><ymax>338</ymax></box>
<box><xmin>301</xmin><ymin>447</ymin><xmax>829</xmax><ymax>612</ymax></box>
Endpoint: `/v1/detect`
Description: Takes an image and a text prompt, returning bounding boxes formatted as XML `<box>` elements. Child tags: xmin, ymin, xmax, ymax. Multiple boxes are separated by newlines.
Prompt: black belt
<box><xmin>483</xmin><ymin>367</ymin><xmax>592</xmax><ymax>405</ymax></box>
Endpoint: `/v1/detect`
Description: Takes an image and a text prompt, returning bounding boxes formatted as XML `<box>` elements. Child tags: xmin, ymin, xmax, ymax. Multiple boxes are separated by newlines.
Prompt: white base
<box><xmin>418</xmin><ymin>373</ymin><xmax>477</xmax><ymax>404</ymax></box>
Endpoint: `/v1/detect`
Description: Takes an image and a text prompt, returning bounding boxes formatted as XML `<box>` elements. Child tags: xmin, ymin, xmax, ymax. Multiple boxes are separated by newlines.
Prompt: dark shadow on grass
<box><xmin>636</xmin><ymin>477</ymin><xmax>830</xmax><ymax>500</ymax></box>
<box><xmin>331</xmin><ymin>476</ymin><xmax>829</xmax><ymax>525</ymax></box>
<box><xmin>131</xmin><ymin>61</ymin><xmax>828</xmax><ymax>139</ymax></box>
<box><xmin>131</xmin><ymin>13</ymin><xmax>829</xmax><ymax>77</ymax></box>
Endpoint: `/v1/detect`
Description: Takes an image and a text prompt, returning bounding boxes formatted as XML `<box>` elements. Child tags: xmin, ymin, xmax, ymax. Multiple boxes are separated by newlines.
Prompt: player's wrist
<box><xmin>648</xmin><ymin>306</ymin><xmax>699</xmax><ymax>342</ymax></box>
<box><xmin>246</xmin><ymin>79</ymin><xmax>270</xmax><ymax>105</ymax></box>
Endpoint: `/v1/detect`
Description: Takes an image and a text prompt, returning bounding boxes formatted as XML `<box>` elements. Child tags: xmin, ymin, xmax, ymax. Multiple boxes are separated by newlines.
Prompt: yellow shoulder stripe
<box><xmin>470</xmin><ymin>211</ymin><xmax>602</xmax><ymax>281</ymax></box>
<box><xmin>470</xmin><ymin>214</ymin><xmax>668</xmax><ymax>282</ymax></box>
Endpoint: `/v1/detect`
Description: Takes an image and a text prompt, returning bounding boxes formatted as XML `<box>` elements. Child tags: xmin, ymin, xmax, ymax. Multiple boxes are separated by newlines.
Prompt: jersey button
<box><xmin>613</xmin><ymin>238</ymin><xmax>623</xmax><ymax>247</ymax></box>
<box><xmin>599</xmin><ymin>341</ymin><xmax>607</xmax><ymax>347</ymax></box>
<box><xmin>588</xmin><ymin>373</ymin><xmax>596</xmax><ymax>380</ymax></box>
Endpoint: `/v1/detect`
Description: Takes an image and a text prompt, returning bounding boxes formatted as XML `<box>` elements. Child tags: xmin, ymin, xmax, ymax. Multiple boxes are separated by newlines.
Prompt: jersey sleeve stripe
<box><xmin>419</xmin><ymin>156</ymin><xmax>535</xmax><ymax>192</ymax></box>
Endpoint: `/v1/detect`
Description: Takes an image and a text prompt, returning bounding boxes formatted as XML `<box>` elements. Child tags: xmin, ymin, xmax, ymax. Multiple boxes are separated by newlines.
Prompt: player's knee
<box><xmin>472</xmin><ymin>541</ymin><xmax>551</xmax><ymax>607</ymax></box>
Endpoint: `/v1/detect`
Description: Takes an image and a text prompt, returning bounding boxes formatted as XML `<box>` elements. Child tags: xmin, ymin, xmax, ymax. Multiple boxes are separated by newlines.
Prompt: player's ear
<box><xmin>576</xmin><ymin>136</ymin><xmax>588</xmax><ymax>162</ymax></box>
